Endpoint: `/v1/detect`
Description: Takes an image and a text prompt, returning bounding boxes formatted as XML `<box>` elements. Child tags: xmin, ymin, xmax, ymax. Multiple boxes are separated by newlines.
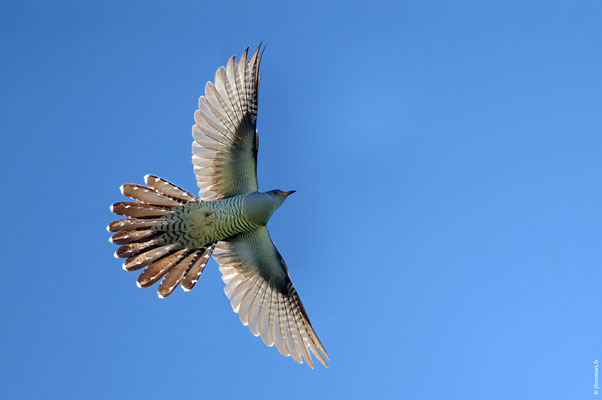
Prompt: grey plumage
<box><xmin>108</xmin><ymin>45</ymin><xmax>329</xmax><ymax>368</ymax></box>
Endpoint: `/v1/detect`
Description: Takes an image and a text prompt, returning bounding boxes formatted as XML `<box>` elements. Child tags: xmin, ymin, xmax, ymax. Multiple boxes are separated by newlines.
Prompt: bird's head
<box><xmin>245</xmin><ymin>190</ymin><xmax>296</xmax><ymax>225</ymax></box>
<box><xmin>266</xmin><ymin>189</ymin><xmax>296</xmax><ymax>206</ymax></box>
<box><xmin>267</xmin><ymin>189</ymin><xmax>296</xmax><ymax>198</ymax></box>
<box><xmin>266</xmin><ymin>189</ymin><xmax>295</xmax><ymax>209</ymax></box>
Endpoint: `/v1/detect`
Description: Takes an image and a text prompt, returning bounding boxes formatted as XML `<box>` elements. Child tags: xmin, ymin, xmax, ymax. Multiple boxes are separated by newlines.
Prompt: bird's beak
<box><xmin>284</xmin><ymin>190</ymin><xmax>296</xmax><ymax>196</ymax></box>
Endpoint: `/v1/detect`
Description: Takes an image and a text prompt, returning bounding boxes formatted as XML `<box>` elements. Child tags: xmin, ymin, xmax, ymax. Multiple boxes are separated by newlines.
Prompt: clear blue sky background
<box><xmin>2</xmin><ymin>1</ymin><xmax>601</xmax><ymax>399</ymax></box>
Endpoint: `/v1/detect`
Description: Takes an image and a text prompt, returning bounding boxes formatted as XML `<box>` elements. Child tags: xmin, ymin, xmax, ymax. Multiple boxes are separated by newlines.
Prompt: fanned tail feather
<box><xmin>108</xmin><ymin>175</ymin><xmax>214</xmax><ymax>297</ymax></box>
<box><xmin>182</xmin><ymin>244</ymin><xmax>215</xmax><ymax>291</ymax></box>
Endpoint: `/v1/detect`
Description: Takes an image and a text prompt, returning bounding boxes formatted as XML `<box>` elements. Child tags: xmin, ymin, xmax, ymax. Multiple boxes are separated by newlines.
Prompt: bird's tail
<box><xmin>108</xmin><ymin>174</ymin><xmax>214</xmax><ymax>298</ymax></box>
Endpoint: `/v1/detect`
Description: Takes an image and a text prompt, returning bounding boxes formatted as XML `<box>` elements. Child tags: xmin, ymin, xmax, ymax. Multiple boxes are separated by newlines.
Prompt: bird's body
<box><xmin>108</xmin><ymin>45</ymin><xmax>329</xmax><ymax>368</ymax></box>
<box><xmin>160</xmin><ymin>193</ymin><xmax>259</xmax><ymax>248</ymax></box>
<box><xmin>127</xmin><ymin>190</ymin><xmax>288</xmax><ymax>250</ymax></box>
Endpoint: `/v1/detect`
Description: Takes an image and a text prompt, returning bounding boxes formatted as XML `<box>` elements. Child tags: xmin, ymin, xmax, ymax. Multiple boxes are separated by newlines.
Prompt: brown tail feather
<box><xmin>158</xmin><ymin>251</ymin><xmax>202</xmax><ymax>298</ymax></box>
<box><xmin>111</xmin><ymin>202</ymin><xmax>170</xmax><ymax>218</ymax></box>
<box><xmin>115</xmin><ymin>240</ymin><xmax>158</xmax><ymax>259</ymax></box>
<box><xmin>123</xmin><ymin>244</ymin><xmax>178</xmax><ymax>271</ymax></box>
<box><xmin>110</xmin><ymin>229</ymin><xmax>157</xmax><ymax>245</ymax></box>
<box><xmin>137</xmin><ymin>249</ymin><xmax>189</xmax><ymax>287</ymax></box>
<box><xmin>182</xmin><ymin>245</ymin><xmax>215</xmax><ymax>291</ymax></box>
<box><xmin>121</xmin><ymin>183</ymin><xmax>184</xmax><ymax>206</ymax></box>
<box><xmin>107</xmin><ymin>219</ymin><xmax>162</xmax><ymax>232</ymax></box>
<box><xmin>144</xmin><ymin>174</ymin><xmax>198</xmax><ymax>202</ymax></box>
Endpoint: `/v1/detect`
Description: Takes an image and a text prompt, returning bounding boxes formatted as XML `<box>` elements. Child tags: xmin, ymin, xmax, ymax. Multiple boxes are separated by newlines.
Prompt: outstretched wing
<box><xmin>192</xmin><ymin>45</ymin><xmax>263</xmax><ymax>201</ymax></box>
<box><xmin>213</xmin><ymin>226</ymin><xmax>330</xmax><ymax>368</ymax></box>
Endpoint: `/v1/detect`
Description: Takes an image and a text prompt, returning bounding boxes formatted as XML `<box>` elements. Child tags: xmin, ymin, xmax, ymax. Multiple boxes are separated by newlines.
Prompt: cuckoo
<box><xmin>107</xmin><ymin>45</ymin><xmax>329</xmax><ymax>368</ymax></box>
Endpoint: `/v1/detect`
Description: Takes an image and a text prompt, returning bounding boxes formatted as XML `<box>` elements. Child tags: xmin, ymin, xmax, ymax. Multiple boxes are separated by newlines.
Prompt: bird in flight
<box><xmin>107</xmin><ymin>45</ymin><xmax>329</xmax><ymax>368</ymax></box>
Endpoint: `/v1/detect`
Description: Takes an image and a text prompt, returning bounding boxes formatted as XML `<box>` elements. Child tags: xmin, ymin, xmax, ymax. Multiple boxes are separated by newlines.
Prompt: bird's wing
<box><xmin>192</xmin><ymin>45</ymin><xmax>263</xmax><ymax>201</ymax></box>
<box><xmin>213</xmin><ymin>226</ymin><xmax>330</xmax><ymax>368</ymax></box>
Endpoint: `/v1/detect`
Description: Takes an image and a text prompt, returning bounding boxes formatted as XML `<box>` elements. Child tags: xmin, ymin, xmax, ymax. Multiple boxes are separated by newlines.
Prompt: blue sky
<box><xmin>2</xmin><ymin>1</ymin><xmax>601</xmax><ymax>398</ymax></box>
